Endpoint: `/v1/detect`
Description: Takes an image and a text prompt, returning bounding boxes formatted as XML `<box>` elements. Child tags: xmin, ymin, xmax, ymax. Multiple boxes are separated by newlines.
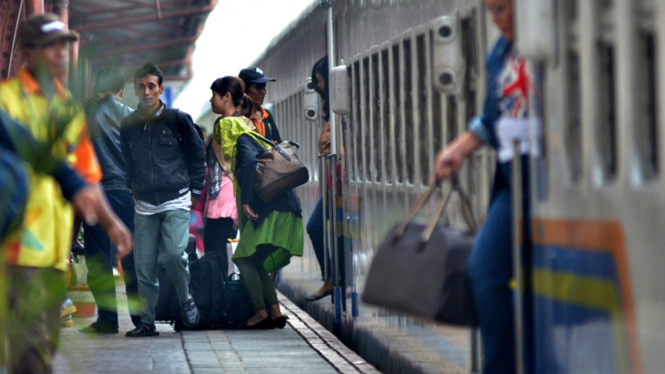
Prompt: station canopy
<box><xmin>70</xmin><ymin>0</ymin><xmax>217</xmax><ymax>106</ymax></box>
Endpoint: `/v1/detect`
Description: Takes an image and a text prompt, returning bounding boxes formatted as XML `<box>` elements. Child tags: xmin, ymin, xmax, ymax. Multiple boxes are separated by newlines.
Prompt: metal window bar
<box><xmin>403</xmin><ymin>37</ymin><xmax>415</xmax><ymax>185</ymax></box>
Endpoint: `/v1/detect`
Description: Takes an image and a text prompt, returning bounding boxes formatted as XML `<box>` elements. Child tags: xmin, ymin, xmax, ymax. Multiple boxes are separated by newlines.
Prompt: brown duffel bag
<box><xmin>252</xmin><ymin>135</ymin><xmax>309</xmax><ymax>203</ymax></box>
<box><xmin>362</xmin><ymin>176</ymin><xmax>478</xmax><ymax>326</ymax></box>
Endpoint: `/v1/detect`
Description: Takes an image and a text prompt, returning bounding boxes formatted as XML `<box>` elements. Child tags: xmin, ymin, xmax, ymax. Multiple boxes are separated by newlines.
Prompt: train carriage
<box><xmin>252</xmin><ymin>0</ymin><xmax>664</xmax><ymax>373</ymax></box>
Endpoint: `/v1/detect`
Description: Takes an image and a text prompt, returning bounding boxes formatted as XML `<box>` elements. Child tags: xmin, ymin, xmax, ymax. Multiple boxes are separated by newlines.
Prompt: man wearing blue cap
<box><xmin>238</xmin><ymin>67</ymin><xmax>282</xmax><ymax>143</ymax></box>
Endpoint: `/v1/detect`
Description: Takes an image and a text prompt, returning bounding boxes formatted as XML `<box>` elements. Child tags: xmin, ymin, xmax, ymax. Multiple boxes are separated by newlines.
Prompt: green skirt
<box><xmin>234</xmin><ymin>210</ymin><xmax>304</xmax><ymax>273</ymax></box>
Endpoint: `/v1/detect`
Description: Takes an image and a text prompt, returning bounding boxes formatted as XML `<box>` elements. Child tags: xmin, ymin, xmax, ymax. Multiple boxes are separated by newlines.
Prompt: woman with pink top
<box><xmin>202</xmin><ymin>116</ymin><xmax>239</xmax><ymax>264</ymax></box>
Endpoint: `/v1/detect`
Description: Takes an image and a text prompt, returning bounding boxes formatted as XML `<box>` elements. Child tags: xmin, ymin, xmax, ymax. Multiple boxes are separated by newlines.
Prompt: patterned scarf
<box><xmin>213</xmin><ymin>116</ymin><xmax>261</xmax><ymax>172</ymax></box>
<box><xmin>213</xmin><ymin>116</ymin><xmax>268</xmax><ymax>211</ymax></box>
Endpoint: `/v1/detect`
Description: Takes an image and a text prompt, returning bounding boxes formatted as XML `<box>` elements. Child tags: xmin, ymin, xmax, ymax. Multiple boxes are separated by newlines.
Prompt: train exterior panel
<box><xmin>254</xmin><ymin>1</ymin><xmax>493</xmax><ymax>373</ymax></box>
<box><xmin>252</xmin><ymin>0</ymin><xmax>664</xmax><ymax>373</ymax></box>
<box><xmin>529</xmin><ymin>0</ymin><xmax>664</xmax><ymax>372</ymax></box>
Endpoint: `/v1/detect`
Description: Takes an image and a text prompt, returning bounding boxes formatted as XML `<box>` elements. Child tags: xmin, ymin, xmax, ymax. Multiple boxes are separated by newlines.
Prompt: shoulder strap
<box><xmin>165</xmin><ymin>108</ymin><xmax>204</xmax><ymax>146</ymax></box>
<box><xmin>245</xmin><ymin>132</ymin><xmax>275</xmax><ymax>151</ymax></box>
<box><xmin>165</xmin><ymin>108</ymin><xmax>184</xmax><ymax>144</ymax></box>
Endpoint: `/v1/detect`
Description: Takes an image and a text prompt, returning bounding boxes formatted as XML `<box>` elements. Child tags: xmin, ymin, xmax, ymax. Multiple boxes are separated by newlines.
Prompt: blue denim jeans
<box><xmin>306</xmin><ymin>194</ymin><xmax>345</xmax><ymax>284</ymax></box>
<box><xmin>133</xmin><ymin>209</ymin><xmax>191</xmax><ymax>325</ymax></box>
<box><xmin>306</xmin><ymin>195</ymin><xmax>327</xmax><ymax>278</ymax></box>
<box><xmin>467</xmin><ymin>158</ymin><xmax>532</xmax><ymax>374</ymax></box>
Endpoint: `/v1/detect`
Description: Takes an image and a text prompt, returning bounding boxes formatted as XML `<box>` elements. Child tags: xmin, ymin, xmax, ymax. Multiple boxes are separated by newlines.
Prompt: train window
<box><xmin>432</xmin><ymin>90</ymin><xmax>444</xmax><ymax>162</ymax></box>
<box><xmin>430</xmin><ymin>30</ymin><xmax>445</xmax><ymax>167</ymax></box>
<box><xmin>347</xmin><ymin>64</ymin><xmax>356</xmax><ymax>181</ymax></box>
<box><xmin>566</xmin><ymin>0</ymin><xmax>578</xmax><ymax>21</ymax></box>
<box><xmin>382</xmin><ymin>49</ymin><xmax>392</xmax><ymax>183</ymax></box>
<box><xmin>403</xmin><ymin>38</ymin><xmax>415</xmax><ymax>184</ymax></box>
<box><xmin>566</xmin><ymin>51</ymin><xmax>582</xmax><ymax>182</ymax></box>
<box><xmin>446</xmin><ymin>96</ymin><xmax>458</xmax><ymax>143</ymax></box>
<box><xmin>416</xmin><ymin>34</ymin><xmax>430</xmax><ymax>186</ymax></box>
<box><xmin>461</xmin><ymin>14</ymin><xmax>478</xmax><ymax>77</ymax></box>
<box><xmin>638</xmin><ymin>33</ymin><xmax>658</xmax><ymax>179</ymax></box>
<box><xmin>372</xmin><ymin>53</ymin><xmax>382</xmax><ymax>182</ymax></box>
<box><xmin>362</xmin><ymin>57</ymin><xmax>372</xmax><ymax>182</ymax></box>
<box><xmin>354</xmin><ymin>60</ymin><xmax>363</xmax><ymax>182</ymax></box>
<box><xmin>598</xmin><ymin>42</ymin><xmax>617</xmax><ymax>181</ymax></box>
<box><xmin>393</xmin><ymin>43</ymin><xmax>404</xmax><ymax>183</ymax></box>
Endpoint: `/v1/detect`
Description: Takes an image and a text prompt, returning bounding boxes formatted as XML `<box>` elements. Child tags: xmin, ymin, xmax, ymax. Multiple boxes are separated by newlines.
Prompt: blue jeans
<box><xmin>84</xmin><ymin>192</ymin><xmax>141</xmax><ymax>328</ymax></box>
<box><xmin>467</xmin><ymin>159</ymin><xmax>531</xmax><ymax>374</ymax></box>
<box><xmin>133</xmin><ymin>209</ymin><xmax>191</xmax><ymax>325</ymax></box>
<box><xmin>306</xmin><ymin>194</ymin><xmax>345</xmax><ymax>284</ymax></box>
<box><xmin>307</xmin><ymin>195</ymin><xmax>327</xmax><ymax>278</ymax></box>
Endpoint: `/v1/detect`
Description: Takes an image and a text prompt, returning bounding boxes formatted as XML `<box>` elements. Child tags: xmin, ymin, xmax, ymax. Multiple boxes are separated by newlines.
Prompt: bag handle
<box><xmin>395</xmin><ymin>175</ymin><xmax>477</xmax><ymax>243</ymax></box>
<box><xmin>249</xmin><ymin>133</ymin><xmax>301</xmax><ymax>162</ymax></box>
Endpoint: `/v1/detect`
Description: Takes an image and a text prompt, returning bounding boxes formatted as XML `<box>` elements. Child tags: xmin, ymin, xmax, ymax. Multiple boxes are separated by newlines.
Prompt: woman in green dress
<box><xmin>211</xmin><ymin>76</ymin><xmax>304</xmax><ymax>329</ymax></box>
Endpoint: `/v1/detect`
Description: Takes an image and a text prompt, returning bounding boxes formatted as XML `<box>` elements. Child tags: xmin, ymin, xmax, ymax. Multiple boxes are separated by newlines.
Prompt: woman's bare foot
<box><xmin>246</xmin><ymin>309</ymin><xmax>269</xmax><ymax>326</ymax></box>
<box><xmin>269</xmin><ymin>304</ymin><xmax>283</xmax><ymax>320</ymax></box>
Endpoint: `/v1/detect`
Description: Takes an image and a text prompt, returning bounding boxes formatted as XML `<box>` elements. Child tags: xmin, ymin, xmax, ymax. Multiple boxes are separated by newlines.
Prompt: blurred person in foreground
<box><xmin>120</xmin><ymin>63</ymin><xmax>205</xmax><ymax>337</ymax></box>
<box><xmin>0</xmin><ymin>13</ymin><xmax>132</xmax><ymax>373</ymax></box>
<box><xmin>79</xmin><ymin>67</ymin><xmax>141</xmax><ymax>334</ymax></box>
<box><xmin>433</xmin><ymin>0</ymin><xmax>534</xmax><ymax>372</ymax></box>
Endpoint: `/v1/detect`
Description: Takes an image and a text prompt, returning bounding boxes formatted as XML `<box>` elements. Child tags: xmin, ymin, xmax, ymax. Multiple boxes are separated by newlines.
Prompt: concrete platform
<box><xmin>54</xmin><ymin>290</ymin><xmax>381</xmax><ymax>374</ymax></box>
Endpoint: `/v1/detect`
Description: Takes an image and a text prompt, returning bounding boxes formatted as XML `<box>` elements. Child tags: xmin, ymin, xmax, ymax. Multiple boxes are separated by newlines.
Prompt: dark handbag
<box><xmin>362</xmin><ymin>177</ymin><xmax>478</xmax><ymax>326</ymax></box>
<box><xmin>252</xmin><ymin>135</ymin><xmax>309</xmax><ymax>203</ymax></box>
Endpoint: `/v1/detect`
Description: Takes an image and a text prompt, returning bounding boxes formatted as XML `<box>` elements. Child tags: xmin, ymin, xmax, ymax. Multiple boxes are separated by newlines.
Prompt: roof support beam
<box><xmin>73</xmin><ymin>0</ymin><xmax>217</xmax><ymax>32</ymax></box>
<box><xmin>94</xmin><ymin>35</ymin><xmax>198</xmax><ymax>58</ymax></box>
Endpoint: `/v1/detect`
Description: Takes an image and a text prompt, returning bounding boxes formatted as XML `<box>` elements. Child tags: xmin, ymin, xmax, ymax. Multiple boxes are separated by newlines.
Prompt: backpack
<box><xmin>221</xmin><ymin>273</ymin><xmax>256</xmax><ymax>329</ymax></box>
<box><xmin>165</xmin><ymin>108</ymin><xmax>205</xmax><ymax>146</ymax></box>
<box><xmin>172</xmin><ymin>252</ymin><xmax>255</xmax><ymax>331</ymax></box>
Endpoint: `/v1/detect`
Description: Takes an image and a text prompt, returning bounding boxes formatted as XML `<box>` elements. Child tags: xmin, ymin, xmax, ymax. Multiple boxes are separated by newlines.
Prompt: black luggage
<box><xmin>177</xmin><ymin>251</ymin><xmax>227</xmax><ymax>329</ymax></box>
<box><xmin>222</xmin><ymin>273</ymin><xmax>255</xmax><ymax>329</ymax></box>
<box><xmin>172</xmin><ymin>254</ymin><xmax>255</xmax><ymax>331</ymax></box>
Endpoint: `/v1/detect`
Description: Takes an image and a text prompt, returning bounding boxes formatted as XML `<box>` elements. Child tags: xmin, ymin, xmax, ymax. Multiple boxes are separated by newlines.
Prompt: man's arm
<box><xmin>119</xmin><ymin>119</ymin><xmax>136</xmax><ymax>192</ymax></box>
<box><xmin>235</xmin><ymin>135</ymin><xmax>257</xmax><ymax>206</ymax></box>
<box><xmin>0</xmin><ymin>110</ymin><xmax>87</xmax><ymax>200</ymax></box>
<box><xmin>179</xmin><ymin>112</ymin><xmax>206</xmax><ymax>199</ymax></box>
<box><xmin>266</xmin><ymin>110</ymin><xmax>282</xmax><ymax>144</ymax></box>
<box><xmin>0</xmin><ymin>110</ymin><xmax>132</xmax><ymax>258</ymax></box>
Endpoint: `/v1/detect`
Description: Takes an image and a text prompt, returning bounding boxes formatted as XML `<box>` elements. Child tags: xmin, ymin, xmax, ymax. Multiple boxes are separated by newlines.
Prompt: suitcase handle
<box><xmin>395</xmin><ymin>175</ymin><xmax>477</xmax><ymax>242</ymax></box>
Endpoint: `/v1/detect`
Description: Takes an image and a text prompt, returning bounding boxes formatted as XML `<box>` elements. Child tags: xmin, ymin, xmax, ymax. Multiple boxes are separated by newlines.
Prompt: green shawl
<box><xmin>213</xmin><ymin>116</ymin><xmax>269</xmax><ymax>225</ymax></box>
<box><xmin>213</xmin><ymin>116</ymin><xmax>261</xmax><ymax>172</ymax></box>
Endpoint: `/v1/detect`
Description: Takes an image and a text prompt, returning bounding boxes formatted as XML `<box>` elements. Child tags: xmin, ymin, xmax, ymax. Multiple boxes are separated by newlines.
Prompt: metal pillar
<box><xmin>512</xmin><ymin>141</ymin><xmax>525</xmax><ymax>374</ymax></box>
<box><xmin>26</xmin><ymin>0</ymin><xmax>44</xmax><ymax>15</ymax></box>
<box><xmin>56</xmin><ymin>0</ymin><xmax>70</xmax><ymax>87</ymax></box>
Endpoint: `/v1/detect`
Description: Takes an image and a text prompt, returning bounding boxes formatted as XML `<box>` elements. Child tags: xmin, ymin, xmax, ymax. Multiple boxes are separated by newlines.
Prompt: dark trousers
<box><xmin>467</xmin><ymin>159</ymin><xmax>532</xmax><ymax>374</ymax></box>
<box><xmin>203</xmin><ymin>217</ymin><xmax>237</xmax><ymax>253</ymax></box>
<box><xmin>234</xmin><ymin>246</ymin><xmax>279</xmax><ymax>311</ymax></box>
<box><xmin>306</xmin><ymin>194</ymin><xmax>345</xmax><ymax>284</ymax></box>
<box><xmin>83</xmin><ymin>192</ymin><xmax>140</xmax><ymax>328</ymax></box>
<box><xmin>7</xmin><ymin>266</ymin><xmax>65</xmax><ymax>374</ymax></box>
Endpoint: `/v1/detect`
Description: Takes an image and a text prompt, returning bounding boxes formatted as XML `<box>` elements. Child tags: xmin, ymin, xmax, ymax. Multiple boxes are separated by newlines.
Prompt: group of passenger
<box><xmin>0</xmin><ymin>10</ymin><xmax>315</xmax><ymax>371</ymax></box>
<box><xmin>2</xmin><ymin>0</ymin><xmax>533</xmax><ymax>372</ymax></box>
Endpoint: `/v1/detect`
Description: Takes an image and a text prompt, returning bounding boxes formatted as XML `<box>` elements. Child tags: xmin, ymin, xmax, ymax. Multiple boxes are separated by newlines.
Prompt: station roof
<box><xmin>69</xmin><ymin>0</ymin><xmax>217</xmax><ymax>85</ymax></box>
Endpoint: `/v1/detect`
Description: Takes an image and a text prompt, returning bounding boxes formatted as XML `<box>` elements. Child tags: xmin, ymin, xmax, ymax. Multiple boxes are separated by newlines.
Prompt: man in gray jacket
<box><xmin>80</xmin><ymin>68</ymin><xmax>141</xmax><ymax>333</ymax></box>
